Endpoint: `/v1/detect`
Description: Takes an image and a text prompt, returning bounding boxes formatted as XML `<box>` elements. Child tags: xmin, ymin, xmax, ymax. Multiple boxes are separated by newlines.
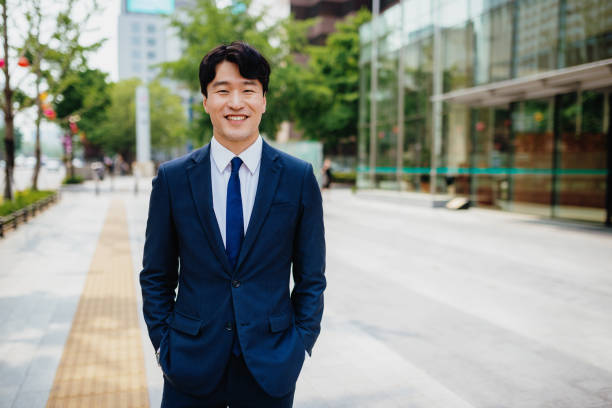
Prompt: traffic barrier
<box><xmin>0</xmin><ymin>193</ymin><xmax>59</xmax><ymax>238</ymax></box>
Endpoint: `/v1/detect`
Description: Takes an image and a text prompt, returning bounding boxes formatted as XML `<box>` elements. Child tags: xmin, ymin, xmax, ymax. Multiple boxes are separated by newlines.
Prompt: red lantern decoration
<box><xmin>476</xmin><ymin>121</ymin><xmax>486</xmax><ymax>132</ymax></box>
<box><xmin>70</xmin><ymin>122</ymin><xmax>78</xmax><ymax>134</ymax></box>
<box><xmin>17</xmin><ymin>56</ymin><xmax>30</xmax><ymax>67</ymax></box>
<box><xmin>44</xmin><ymin>108</ymin><xmax>56</xmax><ymax>120</ymax></box>
<box><xmin>0</xmin><ymin>59</ymin><xmax>5</xmax><ymax>68</ymax></box>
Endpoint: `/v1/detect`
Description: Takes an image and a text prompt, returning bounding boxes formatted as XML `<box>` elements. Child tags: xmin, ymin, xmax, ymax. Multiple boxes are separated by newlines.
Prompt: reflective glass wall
<box><xmin>359</xmin><ymin>0</ymin><xmax>612</xmax><ymax>223</ymax></box>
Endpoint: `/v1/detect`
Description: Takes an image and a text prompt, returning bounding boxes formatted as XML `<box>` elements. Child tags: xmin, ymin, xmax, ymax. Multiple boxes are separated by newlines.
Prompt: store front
<box><xmin>439</xmin><ymin>61</ymin><xmax>611</xmax><ymax>223</ymax></box>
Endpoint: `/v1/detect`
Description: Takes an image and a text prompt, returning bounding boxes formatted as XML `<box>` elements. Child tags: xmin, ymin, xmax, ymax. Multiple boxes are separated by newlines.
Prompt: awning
<box><xmin>432</xmin><ymin>58</ymin><xmax>612</xmax><ymax>107</ymax></box>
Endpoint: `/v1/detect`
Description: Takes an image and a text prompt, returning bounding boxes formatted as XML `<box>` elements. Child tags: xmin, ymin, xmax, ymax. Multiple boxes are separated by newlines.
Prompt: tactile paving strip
<box><xmin>47</xmin><ymin>199</ymin><xmax>149</xmax><ymax>407</ymax></box>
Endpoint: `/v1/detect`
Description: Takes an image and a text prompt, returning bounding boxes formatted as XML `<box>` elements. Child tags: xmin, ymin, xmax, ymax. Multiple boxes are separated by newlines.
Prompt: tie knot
<box><xmin>230</xmin><ymin>157</ymin><xmax>243</xmax><ymax>174</ymax></box>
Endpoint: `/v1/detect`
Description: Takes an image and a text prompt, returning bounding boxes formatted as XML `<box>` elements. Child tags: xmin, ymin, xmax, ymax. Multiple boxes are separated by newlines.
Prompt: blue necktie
<box><xmin>226</xmin><ymin>157</ymin><xmax>244</xmax><ymax>271</ymax></box>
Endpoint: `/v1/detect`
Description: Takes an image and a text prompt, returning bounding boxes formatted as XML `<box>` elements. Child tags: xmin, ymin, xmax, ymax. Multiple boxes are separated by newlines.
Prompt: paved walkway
<box><xmin>1</xmin><ymin>177</ymin><xmax>612</xmax><ymax>407</ymax></box>
<box><xmin>46</xmin><ymin>199</ymin><xmax>148</xmax><ymax>407</ymax></box>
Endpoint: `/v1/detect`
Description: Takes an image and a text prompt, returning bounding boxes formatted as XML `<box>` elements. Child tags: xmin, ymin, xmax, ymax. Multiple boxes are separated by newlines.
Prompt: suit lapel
<box><xmin>235</xmin><ymin>141</ymin><xmax>282</xmax><ymax>272</ymax></box>
<box><xmin>186</xmin><ymin>144</ymin><xmax>233</xmax><ymax>276</ymax></box>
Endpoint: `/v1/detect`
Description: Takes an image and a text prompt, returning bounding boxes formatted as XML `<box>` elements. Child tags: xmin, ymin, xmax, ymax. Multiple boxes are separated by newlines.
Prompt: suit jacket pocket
<box><xmin>269</xmin><ymin>311</ymin><xmax>292</xmax><ymax>333</ymax></box>
<box><xmin>169</xmin><ymin>311</ymin><xmax>202</xmax><ymax>336</ymax></box>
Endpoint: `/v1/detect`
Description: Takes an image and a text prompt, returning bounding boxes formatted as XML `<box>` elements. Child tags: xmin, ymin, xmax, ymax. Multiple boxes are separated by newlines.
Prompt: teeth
<box><xmin>227</xmin><ymin>116</ymin><xmax>246</xmax><ymax>121</ymax></box>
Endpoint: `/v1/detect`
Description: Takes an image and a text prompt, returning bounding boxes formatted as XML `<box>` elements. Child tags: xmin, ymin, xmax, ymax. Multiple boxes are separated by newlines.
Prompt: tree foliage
<box><xmin>292</xmin><ymin>9</ymin><xmax>371</xmax><ymax>154</ymax></box>
<box><xmin>89</xmin><ymin>79</ymin><xmax>186</xmax><ymax>162</ymax></box>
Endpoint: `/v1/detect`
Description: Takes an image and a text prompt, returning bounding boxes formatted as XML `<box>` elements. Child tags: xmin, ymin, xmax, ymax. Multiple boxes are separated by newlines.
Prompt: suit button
<box><xmin>232</xmin><ymin>280</ymin><xmax>241</xmax><ymax>288</ymax></box>
<box><xmin>225</xmin><ymin>322</ymin><xmax>233</xmax><ymax>331</ymax></box>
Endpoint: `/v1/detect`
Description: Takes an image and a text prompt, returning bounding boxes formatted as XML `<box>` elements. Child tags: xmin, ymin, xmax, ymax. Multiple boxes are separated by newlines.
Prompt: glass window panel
<box><xmin>438</xmin><ymin>0</ymin><xmax>468</xmax><ymax>27</ymax></box>
<box><xmin>511</xmin><ymin>98</ymin><xmax>554</xmax><ymax>215</ymax></box>
<box><xmin>442</xmin><ymin>21</ymin><xmax>474</xmax><ymax>92</ymax></box>
<box><xmin>564</xmin><ymin>0</ymin><xmax>612</xmax><ymax>66</ymax></box>
<box><xmin>557</xmin><ymin>91</ymin><xmax>607</xmax><ymax>222</ymax></box>
<box><xmin>516</xmin><ymin>0</ymin><xmax>560</xmax><ymax>76</ymax></box>
<box><xmin>473</xmin><ymin>2</ymin><xmax>513</xmax><ymax>84</ymax></box>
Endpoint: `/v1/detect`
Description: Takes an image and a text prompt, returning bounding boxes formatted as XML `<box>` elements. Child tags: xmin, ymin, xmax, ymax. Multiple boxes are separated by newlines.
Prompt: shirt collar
<box><xmin>211</xmin><ymin>135</ymin><xmax>262</xmax><ymax>175</ymax></box>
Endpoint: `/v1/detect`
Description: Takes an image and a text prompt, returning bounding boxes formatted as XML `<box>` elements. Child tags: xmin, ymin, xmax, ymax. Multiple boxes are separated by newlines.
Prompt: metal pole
<box><xmin>369</xmin><ymin>0</ymin><xmax>380</xmax><ymax>186</ymax></box>
<box><xmin>396</xmin><ymin>0</ymin><xmax>406</xmax><ymax>190</ymax></box>
<box><xmin>431</xmin><ymin>0</ymin><xmax>443</xmax><ymax>202</ymax></box>
<box><xmin>605</xmin><ymin>91</ymin><xmax>611</xmax><ymax>226</ymax></box>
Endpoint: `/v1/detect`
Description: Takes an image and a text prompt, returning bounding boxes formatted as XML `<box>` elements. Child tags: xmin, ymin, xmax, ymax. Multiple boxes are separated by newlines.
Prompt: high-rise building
<box><xmin>291</xmin><ymin>0</ymin><xmax>372</xmax><ymax>44</ymax></box>
<box><xmin>117</xmin><ymin>0</ymin><xmax>190</xmax><ymax>82</ymax></box>
<box><xmin>359</xmin><ymin>0</ymin><xmax>612</xmax><ymax>225</ymax></box>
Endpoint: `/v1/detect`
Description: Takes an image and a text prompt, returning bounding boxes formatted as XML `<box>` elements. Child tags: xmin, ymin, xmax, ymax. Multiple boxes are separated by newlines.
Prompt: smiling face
<box><xmin>203</xmin><ymin>60</ymin><xmax>267</xmax><ymax>154</ymax></box>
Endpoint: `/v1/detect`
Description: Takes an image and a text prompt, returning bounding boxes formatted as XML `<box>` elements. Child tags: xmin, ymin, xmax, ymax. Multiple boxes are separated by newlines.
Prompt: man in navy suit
<box><xmin>140</xmin><ymin>42</ymin><xmax>326</xmax><ymax>407</ymax></box>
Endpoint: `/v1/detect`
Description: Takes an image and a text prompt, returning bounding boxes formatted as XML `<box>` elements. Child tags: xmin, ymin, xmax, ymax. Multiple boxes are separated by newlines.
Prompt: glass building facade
<box><xmin>358</xmin><ymin>0</ymin><xmax>612</xmax><ymax>224</ymax></box>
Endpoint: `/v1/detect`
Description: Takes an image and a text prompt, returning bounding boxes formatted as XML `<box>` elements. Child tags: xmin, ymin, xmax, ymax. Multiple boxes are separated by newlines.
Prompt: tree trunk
<box><xmin>2</xmin><ymin>0</ymin><xmax>14</xmax><ymax>200</ymax></box>
<box><xmin>31</xmin><ymin>78</ymin><xmax>42</xmax><ymax>191</ymax></box>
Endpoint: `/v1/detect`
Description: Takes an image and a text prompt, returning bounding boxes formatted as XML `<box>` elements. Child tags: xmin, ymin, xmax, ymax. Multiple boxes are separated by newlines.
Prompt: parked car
<box><xmin>45</xmin><ymin>159</ymin><xmax>62</xmax><ymax>171</ymax></box>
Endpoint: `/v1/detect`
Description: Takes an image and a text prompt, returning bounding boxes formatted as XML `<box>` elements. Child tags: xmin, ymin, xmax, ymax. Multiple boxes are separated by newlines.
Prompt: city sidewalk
<box><xmin>1</xmin><ymin>177</ymin><xmax>612</xmax><ymax>407</ymax></box>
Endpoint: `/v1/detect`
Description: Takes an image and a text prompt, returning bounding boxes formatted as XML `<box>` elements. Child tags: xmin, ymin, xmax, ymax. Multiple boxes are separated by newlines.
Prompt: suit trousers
<box><xmin>161</xmin><ymin>353</ymin><xmax>296</xmax><ymax>408</ymax></box>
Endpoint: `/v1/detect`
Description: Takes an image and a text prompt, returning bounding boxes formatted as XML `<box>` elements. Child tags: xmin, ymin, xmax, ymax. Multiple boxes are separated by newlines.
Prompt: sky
<box><xmin>86</xmin><ymin>0</ymin><xmax>121</xmax><ymax>81</ymax></box>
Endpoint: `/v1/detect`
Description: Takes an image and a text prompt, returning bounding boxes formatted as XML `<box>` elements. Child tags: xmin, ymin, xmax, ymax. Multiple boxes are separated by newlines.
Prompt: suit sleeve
<box><xmin>291</xmin><ymin>163</ymin><xmax>326</xmax><ymax>356</ymax></box>
<box><xmin>140</xmin><ymin>165</ymin><xmax>179</xmax><ymax>350</ymax></box>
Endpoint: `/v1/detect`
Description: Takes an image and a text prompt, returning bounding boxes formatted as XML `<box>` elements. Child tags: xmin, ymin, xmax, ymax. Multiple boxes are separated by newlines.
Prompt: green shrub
<box><xmin>0</xmin><ymin>189</ymin><xmax>55</xmax><ymax>216</ymax></box>
<box><xmin>332</xmin><ymin>171</ymin><xmax>356</xmax><ymax>185</ymax></box>
<box><xmin>62</xmin><ymin>175</ymin><xmax>84</xmax><ymax>185</ymax></box>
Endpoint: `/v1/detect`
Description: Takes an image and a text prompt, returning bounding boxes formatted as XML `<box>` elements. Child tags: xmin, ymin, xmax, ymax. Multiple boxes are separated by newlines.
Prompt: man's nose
<box><xmin>228</xmin><ymin>91</ymin><xmax>244</xmax><ymax>109</ymax></box>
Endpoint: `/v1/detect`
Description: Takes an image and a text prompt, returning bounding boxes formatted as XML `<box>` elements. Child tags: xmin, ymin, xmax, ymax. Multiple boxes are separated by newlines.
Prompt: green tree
<box><xmin>161</xmin><ymin>0</ymin><xmax>313</xmax><ymax>145</ymax></box>
<box><xmin>91</xmin><ymin>79</ymin><xmax>186</xmax><ymax>163</ymax></box>
<box><xmin>23</xmin><ymin>0</ymin><xmax>103</xmax><ymax>187</ymax></box>
<box><xmin>1</xmin><ymin>0</ymin><xmax>103</xmax><ymax>195</ymax></box>
<box><xmin>292</xmin><ymin>9</ymin><xmax>370</xmax><ymax>154</ymax></box>
<box><xmin>53</xmin><ymin>68</ymin><xmax>110</xmax><ymax>173</ymax></box>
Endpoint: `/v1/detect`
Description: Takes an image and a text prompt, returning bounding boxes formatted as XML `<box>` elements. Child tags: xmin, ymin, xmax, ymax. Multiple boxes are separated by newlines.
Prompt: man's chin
<box><xmin>221</xmin><ymin>131</ymin><xmax>258</xmax><ymax>143</ymax></box>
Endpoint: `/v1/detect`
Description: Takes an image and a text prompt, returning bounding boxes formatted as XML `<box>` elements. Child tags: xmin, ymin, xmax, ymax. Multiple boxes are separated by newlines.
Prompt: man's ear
<box><xmin>202</xmin><ymin>95</ymin><xmax>208</xmax><ymax>114</ymax></box>
<box><xmin>262</xmin><ymin>94</ymin><xmax>266</xmax><ymax>114</ymax></box>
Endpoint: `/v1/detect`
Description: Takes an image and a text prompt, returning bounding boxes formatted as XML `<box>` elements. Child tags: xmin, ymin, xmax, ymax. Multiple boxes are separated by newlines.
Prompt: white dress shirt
<box><xmin>210</xmin><ymin>135</ymin><xmax>262</xmax><ymax>247</ymax></box>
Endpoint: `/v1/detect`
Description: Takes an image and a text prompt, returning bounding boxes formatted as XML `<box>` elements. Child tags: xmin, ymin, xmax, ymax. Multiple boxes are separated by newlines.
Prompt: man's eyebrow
<box><xmin>211</xmin><ymin>80</ymin><xmax>230</xmax><ymax>88</ymax></box>
<box><xmin>210</xmin><ymin>80</ymin><xmax>258</xmax><ymax>88</ymax></box>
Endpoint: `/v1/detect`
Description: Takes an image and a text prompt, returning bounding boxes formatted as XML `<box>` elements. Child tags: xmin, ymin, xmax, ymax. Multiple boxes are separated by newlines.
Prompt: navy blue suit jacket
<box><xmin>140</xmin><ymin>140</ymin><xmax>326</xmax><ymax>398</ymax></box>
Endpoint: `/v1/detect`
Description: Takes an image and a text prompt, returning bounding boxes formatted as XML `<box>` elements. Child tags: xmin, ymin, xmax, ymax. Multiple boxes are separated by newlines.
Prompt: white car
<box><xmin>72</xmin><ymin>158</ymin><xmax>84</xmax><ymax>168</ymax></box>
<box><xmin>45</xmin><ymin>159</ymin><xmax>62</xmax><ymax>171</ymax></box>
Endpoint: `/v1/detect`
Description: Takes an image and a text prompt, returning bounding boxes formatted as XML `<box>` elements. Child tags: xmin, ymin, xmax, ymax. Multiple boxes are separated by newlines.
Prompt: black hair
<box><xmin>199</xmin><ymin>41</ymin><xmax>270</xmax><ymax>97</ymax></box>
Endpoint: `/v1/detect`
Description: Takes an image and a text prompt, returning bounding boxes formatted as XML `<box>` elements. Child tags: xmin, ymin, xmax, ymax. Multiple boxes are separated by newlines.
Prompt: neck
<box><xmin>213</xmin><ymin>134</ymin><xmax>259</xmax><ymax>155</ymax></box>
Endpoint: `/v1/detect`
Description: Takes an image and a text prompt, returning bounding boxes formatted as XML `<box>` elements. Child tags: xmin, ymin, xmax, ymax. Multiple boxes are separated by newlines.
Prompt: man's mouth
<box><xmin>226</xmin><ymin>115</ymin><xmax>248</xmax><ymax>121</ymax></box>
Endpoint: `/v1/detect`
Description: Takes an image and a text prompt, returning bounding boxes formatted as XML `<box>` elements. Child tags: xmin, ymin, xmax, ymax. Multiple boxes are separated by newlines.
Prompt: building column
<box><xmin>396</xmin><ymin>0</ymin><xmax>405</xmax><ymax>190</ymax></box>
<box><xmin>369</xmin><ymin>0</ymin><xmax>380</xmax><ymax>186</ymax></box>
<box><xmin>551</xmin><ymin>94</ymin><xmax>562</xmax><ymax>218</ymax></box>
<box><xmin>431</xmin><ymin>0</ymin><xmax>443</xmax><ymax>199</ymax></box>
<box><xmin>606</xmin><ymin>91</ymin><xmax>612</xmax><ymax>226</ymax></box>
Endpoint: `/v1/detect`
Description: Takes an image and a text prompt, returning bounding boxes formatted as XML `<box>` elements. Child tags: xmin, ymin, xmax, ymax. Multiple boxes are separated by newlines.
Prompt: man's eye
<box><xmin>244</xmin><ymin>89</ymin><xmax>255</xmax><ymax>93</ymax></box>
<box><xmin>217</xmin><ymin>90</ymin><xmax>229</xmax><ymax>94</ymax></box>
